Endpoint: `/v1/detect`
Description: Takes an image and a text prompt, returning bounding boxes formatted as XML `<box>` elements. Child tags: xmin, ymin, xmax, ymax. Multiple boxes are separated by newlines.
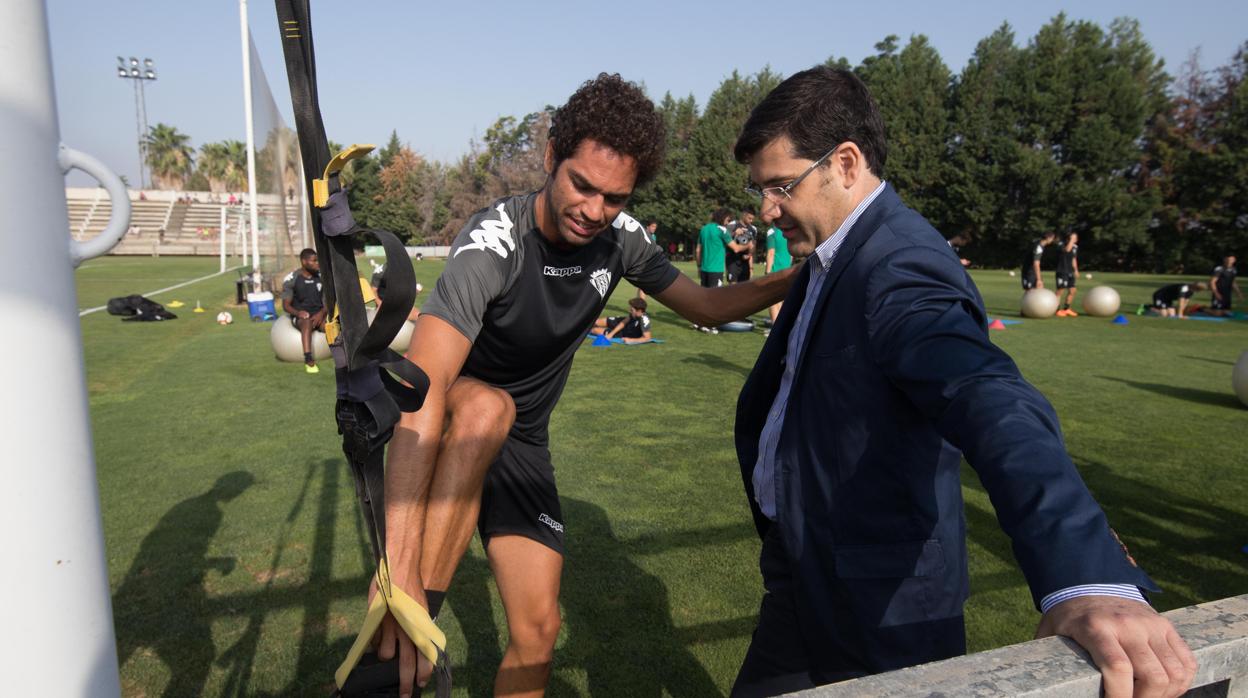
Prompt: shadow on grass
<box><xmin>682</xmin><ymin>352</ymin><xmax>752</xmax><ymax>378</ymax></box>
<box><xmin>449</xmin><ymin>498</ymin><xmax>747</xmax><ymax>696</ymax></box>
<box><xmin>1178</xmin><ymin>355</ymin><xmax>1235</xmax><ymax>366</ymax></box>
<box><xmin>962</xmin><ymin>457</ymin><xmax>1248</xmax><ymax>609</ymax></box>
<box><xmin>1096</xmin><ymin>375</ymin><xmax>1243</xmax><ymax>411</ymax></box>
<box><xmin>113</xmin><ymin>470</ymin><xmax>255</xmax><ymax>698</ymax></box>
<box><xmin>171</xmin><ymin>462</ymin><xmax>755</xmax><ymax>695</ymax></box>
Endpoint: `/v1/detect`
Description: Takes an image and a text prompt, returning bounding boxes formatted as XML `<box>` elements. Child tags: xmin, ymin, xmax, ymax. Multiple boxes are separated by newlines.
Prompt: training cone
<box><xmin>193</xmin><ymin>300</ymin><xmax>205</xmax><ymax>313</ymax></box>
<box><xmin>988</xmin><ymin>319</ymin><xmax>1006</xmax><ymax>330</ymax></box>
<box><xmin>1111</xmin><ymin>314</ymin><xmax>1129</xmax><ymax>325</ymax></box>
<box><xmin>591</xmin><ymin>334</ymin><xmax>612</xmax><ymax>347</ymax></box>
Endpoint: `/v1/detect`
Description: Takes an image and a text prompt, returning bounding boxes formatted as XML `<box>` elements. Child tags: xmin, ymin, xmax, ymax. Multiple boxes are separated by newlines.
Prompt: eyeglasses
<box><xmin>744</xmin><ymin>145</ymin><xmax>839</xmax><ymax>204</ymax></box>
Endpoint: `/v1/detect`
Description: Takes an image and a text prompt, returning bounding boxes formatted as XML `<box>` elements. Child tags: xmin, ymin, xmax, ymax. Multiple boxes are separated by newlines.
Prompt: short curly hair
<box><xmin>548</xmin><ymin>73</ymin><xmax>665</xmax><ymax>188</ymax></box>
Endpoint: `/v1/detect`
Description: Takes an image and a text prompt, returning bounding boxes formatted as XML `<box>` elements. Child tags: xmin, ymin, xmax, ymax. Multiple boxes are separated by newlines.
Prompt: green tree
<box><xmin>689</xmin><ymin>68</ymin><xmax>782</xmax><ymax>221</ymax></box>
<box><xmin>947</xmin><ymin>24</ymin><xmax>1025</xmax><ymax>264</ymax></box>
<box><xmin>144</xmin><ymin>123</ymin><xmax>194</xmax><ymax>190</ymax></box>
<box><xmin>197</xmin><ymin>140</ymin><xmax>248</xmax><ymax>192</ymax></box>
<box><xmin>629</xmin><ymin>92</ymin><xmax>702</xmax><ymax>247</ymax></box>
<box><xmin>856</xmin><ymin>34</ymin><xmax>954</xmax><ymax>227</ymax></box>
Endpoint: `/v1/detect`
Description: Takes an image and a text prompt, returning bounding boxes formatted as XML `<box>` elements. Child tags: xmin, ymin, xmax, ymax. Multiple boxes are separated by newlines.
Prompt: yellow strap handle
<box><xmin>313</xmin><ymin>143</ymin><xmax>375</xmax><ymax>207</ymax></box>
<box><xmin>335</xmin><ymin>559</ymin><xmax>447</xmax><ymax>689</ymax></box>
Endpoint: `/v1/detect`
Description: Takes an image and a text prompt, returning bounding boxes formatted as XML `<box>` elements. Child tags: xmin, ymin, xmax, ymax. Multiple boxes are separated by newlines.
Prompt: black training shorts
<box><xmin>699</xmin><ymin>271</ymin><xmax>723</xmax><ymax>288</ymax></box>
<box><xmin>1212</xmin><ymin>296</ymin><xmax>1232</xmax><ymax>311</ymax></box>
<box><xmin>478</xmin><ymin>436</ymin><xmax>565</xmax><ymax>555</ymax></box>
<box><xmin>1021</xmin><ymin>271</ymin><xmax>1037</xmax><ymax>291</ymax></box>
<box><xmin>1056</xmin><ymin>272</ymin><xmax>1077</xmax><ymax>289</ymax></box>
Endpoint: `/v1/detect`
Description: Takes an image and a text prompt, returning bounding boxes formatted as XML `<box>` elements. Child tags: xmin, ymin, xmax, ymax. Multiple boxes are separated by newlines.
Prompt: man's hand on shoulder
<box><xmin>1036</xmin><ymin>595</ymin><xmax>1196</xmax><ymax>698</ymax></box>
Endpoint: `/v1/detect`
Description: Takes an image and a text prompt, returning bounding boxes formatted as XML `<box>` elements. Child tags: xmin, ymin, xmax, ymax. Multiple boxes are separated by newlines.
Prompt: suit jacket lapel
<box><xmin>792</xmin><ymin>185</ymin><xmax>902</xmax><ymax>376</ymax></box>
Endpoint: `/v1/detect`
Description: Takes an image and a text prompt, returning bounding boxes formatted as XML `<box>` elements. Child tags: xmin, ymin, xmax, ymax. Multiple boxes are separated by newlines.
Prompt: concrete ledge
<box><xmin>791</xmin><ymin>594</ymin><xmax>1248</xmax><ymax>697</ymax></box>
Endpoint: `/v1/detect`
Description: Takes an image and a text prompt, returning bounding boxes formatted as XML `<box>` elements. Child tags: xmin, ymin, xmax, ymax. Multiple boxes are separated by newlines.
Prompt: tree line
<box><xmin>140</xmin><ymin>14</ymin><xmax>1246</xmax><ymax>271</ymax></box>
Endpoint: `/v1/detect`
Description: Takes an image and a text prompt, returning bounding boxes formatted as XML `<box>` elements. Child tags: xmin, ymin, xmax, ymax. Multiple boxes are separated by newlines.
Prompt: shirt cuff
<box><xmin>1040</xmin><ymin>584</ymin><xmax>1148</xmax><ymax>614</ymax></box>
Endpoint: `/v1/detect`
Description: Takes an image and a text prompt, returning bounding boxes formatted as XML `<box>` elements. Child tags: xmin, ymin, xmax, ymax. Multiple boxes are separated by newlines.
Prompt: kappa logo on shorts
<box><xmin>538</xmin><ymin>513</ymin><xmax>564</xmax><ymax>533</ymax></box>
<box><xmin>589</xmin><ymin>268</ymin><xmax>611</xmax><ymax>299</ymax></box>
<box><xmin>455</xmin><ymin>204</ymin><xmax>516</xmax><ymax>259</ymax></box>
<box><xmin>543</xmin><ymin>265</ymin><xmax>583</xmax><ymax>277</ymax></box>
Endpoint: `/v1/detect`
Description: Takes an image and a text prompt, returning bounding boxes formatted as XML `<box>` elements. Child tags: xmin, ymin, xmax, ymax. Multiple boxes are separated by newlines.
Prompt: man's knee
<box><xmin>448</xmin><ymin>381</ymin><xmax>515</xmax><ymax>439</ymax></box>
<box><xmin>508</xmin><ymin>604</ymin><xmax>561</xmax><ymax>659</ymax></box>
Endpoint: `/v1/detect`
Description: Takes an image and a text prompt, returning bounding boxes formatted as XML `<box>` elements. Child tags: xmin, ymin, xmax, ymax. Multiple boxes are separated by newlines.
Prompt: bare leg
<box><xmin>297</xmin><ymin>317</ymin><xmax>313</xmax><ymax>358</ymax></box>
<box><xmin>768</xmin><ymin>301</ymin><xmax>783</xmax><ymax>325</ymax></box>
<box><xmin>419</xmin><ymin>377</ymin><xmax>515</xmax><ymax>591</ymax></box>
<box><xmin>488</xmin><ymin>536</ymin><xmax>563</xmax><ymax>697</ymax></box>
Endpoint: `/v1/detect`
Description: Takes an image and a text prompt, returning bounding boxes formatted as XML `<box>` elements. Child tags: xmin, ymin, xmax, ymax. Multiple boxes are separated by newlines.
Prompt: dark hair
<box><xmin>549</xmin><ymin>73</ymin><xmax>665</xmax><ymax>188</ymax></box>
<box><xmin>740</xmin><ymin>205</ymin><xmax>756</xmax><ymax>216</ymax></box>
<box><xmin>712</xmin><ymin>207</ymin><xmax>732</xmax><ymax>225</ymax></box>
<box><xmin>299</xmin><ymin>248</ymin><xmax>317</xmax><ymax>260</ymax></box>
<box><xmin>645</xmin><ymin>219</ymin><xmax>658</xmax><ymax>227</ymax></box>
<box><xmin>628</xmin><ymin>297</ymin><xmax>647</xmax><ymax>312</ymax></box>
<box><xmin>734</xmin><ymin>66</ymin><xmax>887</xmax><ymax>177</ymax></box>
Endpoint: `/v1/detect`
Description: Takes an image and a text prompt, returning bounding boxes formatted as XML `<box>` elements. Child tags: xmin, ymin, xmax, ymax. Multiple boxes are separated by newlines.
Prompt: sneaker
<box><xmin>1065</xmin><ymin>309</ymin><xmax>1079</xmax><ymax>317</ymax></box>
<box><xmin>1056</xmin><ymin>309</ymin><xmax>1070</xmax><ymax>317</ymax></box>
<box><xmin>699</xmin><ymin>326</ymin><xmax>711</xmax><ymax>334</ymax></box>
<box><xmin>305</xmin><ymin>363</ymin><xmax>319</xmax><ymax>374</ymax></box>
<box><xmin>710</xmin><ymin>328</ymin><xmax>719</xmax><ymax>335</ymax></box>
<box><xmin>763</xmin><ymin>329</ymin><xmax>770</xmax><ymax>337</ymax></box>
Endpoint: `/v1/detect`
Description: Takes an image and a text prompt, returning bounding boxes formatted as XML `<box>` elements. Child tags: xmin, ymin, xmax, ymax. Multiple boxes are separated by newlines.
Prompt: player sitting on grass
<box><xmin>590</xmin><ymin>297</ymin><xmax>652</xmax><ymax>343</ymax></box>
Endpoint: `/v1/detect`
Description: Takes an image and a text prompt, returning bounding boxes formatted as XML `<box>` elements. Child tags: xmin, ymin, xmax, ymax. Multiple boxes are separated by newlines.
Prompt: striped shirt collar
<box><xmin>812</xmin><ymin>180</ymin><xmax>887</xmax><ymax>273</ymax></box>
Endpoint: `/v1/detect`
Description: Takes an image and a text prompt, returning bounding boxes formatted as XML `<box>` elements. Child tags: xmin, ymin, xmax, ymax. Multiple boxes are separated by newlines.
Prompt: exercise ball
<box><xmin>365</xmin><ymin>308</ymin><xmax>417</xmax><ymax>353</ymax></box>
<box><xmin>1021</xmin><ymin>288</ymin><xmax>1059</xmax><ymax>318</ymax></box>
<box><xmin>1082</xmin><ymin>285</ymin><xmax>1121</xmax><ymax>317</ymax></box>
<box><xmin>1234</xmin><ymin>351</ymin><xmax>1248</xmax><ymax>408</ymax></box>
<box><xmin>271</xmin><ymin>316</ymin><xmax>331</xmax><ymax>362</ymax></box>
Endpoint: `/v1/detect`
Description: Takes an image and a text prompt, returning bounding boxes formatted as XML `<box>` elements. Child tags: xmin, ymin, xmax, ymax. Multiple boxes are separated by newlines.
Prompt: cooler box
<box><xmin>247</xmin><ymin>291</ymin><xmax>276</xmax><ymax>321</ymax></box>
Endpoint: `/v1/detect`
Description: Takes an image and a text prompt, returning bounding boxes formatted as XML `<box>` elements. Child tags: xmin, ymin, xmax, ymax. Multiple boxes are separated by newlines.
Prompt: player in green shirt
<box><xmin>696</xmin><ymin>207</ymin><xmax>748</xmax><ymax>286</ymax></box>
<box><xmin>764</xmin><ymin>226</ymin><xmax>793</xmax><ymax>331</ymax></box>
<box><xmin>693</xmin><ymin>208</ymin><xmax>748</xmax><ymax>333</ymax></box>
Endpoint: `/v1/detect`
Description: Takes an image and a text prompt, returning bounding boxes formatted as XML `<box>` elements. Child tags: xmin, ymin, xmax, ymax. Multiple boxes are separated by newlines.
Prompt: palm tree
<box><xmin>144</xmin><ymin>123</ymin><xmax>194</xmax><ymax>190</ymax></box>
<box><xmin>197</xmin><ymin>140</ymin><xmax>248</xmax><ymax>193</ymax></box>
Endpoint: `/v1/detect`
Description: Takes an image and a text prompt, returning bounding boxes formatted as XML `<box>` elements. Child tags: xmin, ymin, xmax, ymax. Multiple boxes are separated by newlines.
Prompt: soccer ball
<box><xmin>216</xmin><ymin>311</ymin><xmax>234</xmax><ymax>325</ymax></box>
<box><xmin>416</xmin><ymin>282</ymin><xmax>424</xmax><ymax>294</ymax></box>
<box><xmin>1085</xmin><ymin>273</ymin><xmax>1093</xmax><ymax>280</ymax></box>
<box><xmin>1008</xmin><ymin>271</ymin><xmax>1016</xmax><ymax>277</ymax></box>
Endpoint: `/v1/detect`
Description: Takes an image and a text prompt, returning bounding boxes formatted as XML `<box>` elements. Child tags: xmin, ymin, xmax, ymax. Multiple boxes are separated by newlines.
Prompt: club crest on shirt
<box><xmin>589</xmin><ymin>268</ymin><xmax>611</xmax><ymax>299</ymax></box>
<box><xmin>455</xmin><ymin>204</ymin><xmax>515</xmax><ymax>259</ymax></box>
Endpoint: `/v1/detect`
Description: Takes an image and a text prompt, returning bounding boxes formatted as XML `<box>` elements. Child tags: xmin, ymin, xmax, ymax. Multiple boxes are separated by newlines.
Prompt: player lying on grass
<box><xmin>589</xmin><ymin>297</ymin><xmax>652</xmax><ymax>343</ymax></box>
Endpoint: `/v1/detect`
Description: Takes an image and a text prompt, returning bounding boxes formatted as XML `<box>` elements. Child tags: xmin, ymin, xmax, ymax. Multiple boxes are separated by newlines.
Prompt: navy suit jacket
<box><xmin>734</xmin><ymin>184</ymin><xmax>1155</xmax><ymax>681</ymax></box>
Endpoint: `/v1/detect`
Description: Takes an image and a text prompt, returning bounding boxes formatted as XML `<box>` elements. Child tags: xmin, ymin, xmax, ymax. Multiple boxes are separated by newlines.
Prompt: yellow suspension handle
<box><xmin>313</xmin><ymin>143</ymin><xmax>375</xmax><ymax>208</ymax></box>
<box><xmin>335</xmin><ymin>558</ymin><xmax>448</xmax><ymax>689</ymax></box>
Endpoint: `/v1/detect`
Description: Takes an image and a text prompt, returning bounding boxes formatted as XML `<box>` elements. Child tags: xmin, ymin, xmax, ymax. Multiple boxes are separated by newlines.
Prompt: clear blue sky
<box><xmin>49</xmin><ymin>0</ymin><xmax>1246</xmax><ymax>187</ymax></box>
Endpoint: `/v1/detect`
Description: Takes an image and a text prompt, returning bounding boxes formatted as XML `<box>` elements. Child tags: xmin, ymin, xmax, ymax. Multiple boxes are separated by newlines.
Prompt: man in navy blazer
<box><xmin>728</xmin><ymin>66</ymin><xmax>1196</xmax><ymax>697</ymax></box>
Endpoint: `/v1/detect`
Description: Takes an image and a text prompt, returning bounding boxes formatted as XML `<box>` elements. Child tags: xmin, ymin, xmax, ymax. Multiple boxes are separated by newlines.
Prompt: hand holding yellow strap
<box><xmin>335</xmin><ymin>559</ymin><xmax>447</xmax><ymax>689</ymax></box>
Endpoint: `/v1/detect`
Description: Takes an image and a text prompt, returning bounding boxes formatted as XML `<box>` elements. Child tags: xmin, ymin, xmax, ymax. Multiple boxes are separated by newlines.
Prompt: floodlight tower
<box><xmin>116</xmin><ymin>56</ymin><xmax>156</xmax><ymax>188</ymax></box>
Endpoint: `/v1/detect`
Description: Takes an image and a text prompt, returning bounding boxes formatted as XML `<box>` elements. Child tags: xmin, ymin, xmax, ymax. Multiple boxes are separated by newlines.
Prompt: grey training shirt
<box><xmin>421</xmin><ymin>192</ymin><xmax>679</xmax><ymax>445</ymax></box>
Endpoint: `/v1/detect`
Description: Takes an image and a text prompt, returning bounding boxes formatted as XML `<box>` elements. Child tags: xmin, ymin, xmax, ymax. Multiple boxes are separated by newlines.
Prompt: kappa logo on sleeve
<box><xmin>589</xmin><ymin>268</ymin><xmax>612</xmax><ymax>299</ymax></box>
<box><xmin>454</xmin><ymin>204</ymin><xmax>516</xmax><ymax>259</ymax></box>
<box><xmin>538</xmin><ymin>513</ymin><xmax>564</xmax><ymax>534</ymax></box>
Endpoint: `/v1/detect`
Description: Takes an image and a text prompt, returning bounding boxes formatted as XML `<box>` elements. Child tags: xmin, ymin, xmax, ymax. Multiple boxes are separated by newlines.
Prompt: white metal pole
<box><xmin>0</xmin><ymin>1</ymin><xmax>122</xmax><ymax>695</ymax></box>
<box><xmin>239</xmin><ymin>0</ymin><xmax>261</xmax><ymax>288</ymax></box>
<box><xmin>240</xmin><ymin>211</ymin><xmax>249</xmax><ymax>267</ymax></box>
<box><xmin>219</xmin><ymin>205</ymin><xmax>227</xmax><ymax>273</ymax></box>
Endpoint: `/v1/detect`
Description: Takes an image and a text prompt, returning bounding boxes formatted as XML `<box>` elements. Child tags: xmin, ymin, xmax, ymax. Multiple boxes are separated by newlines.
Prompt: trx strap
<box><xmin>272</xmin><ymin>2</ymin><xmax>449</xmax><ymax>695</ymax></box>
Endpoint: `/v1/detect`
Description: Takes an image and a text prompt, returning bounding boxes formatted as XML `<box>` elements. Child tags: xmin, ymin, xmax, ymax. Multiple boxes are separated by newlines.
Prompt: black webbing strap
<box><xmin>272</xmin><ymin>2</ymin><xmax>446</xmax><ymax>696</ymax></box>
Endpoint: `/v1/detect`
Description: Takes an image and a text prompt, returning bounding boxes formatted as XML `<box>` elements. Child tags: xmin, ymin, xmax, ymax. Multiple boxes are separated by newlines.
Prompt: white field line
<box><xmin>78</xmin><ymin>265</ymin><xmax>245</xmax><ymax>316</ymax></box>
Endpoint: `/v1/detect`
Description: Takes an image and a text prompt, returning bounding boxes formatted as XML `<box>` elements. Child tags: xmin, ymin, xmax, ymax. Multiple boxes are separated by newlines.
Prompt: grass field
<box><xmin>77</xmin><ymin>255</ymin><xmax>1248</xmax><ymax>697</ymax></box>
